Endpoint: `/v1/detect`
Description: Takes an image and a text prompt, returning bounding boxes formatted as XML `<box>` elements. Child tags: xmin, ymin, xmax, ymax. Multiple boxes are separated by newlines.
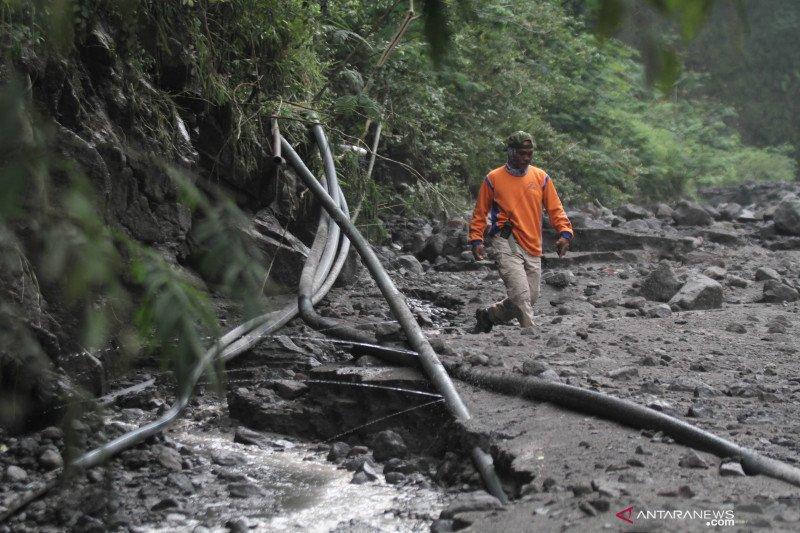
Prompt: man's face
<box><xmin>510</xmin><ymin>144</ymin><xmax>533</xmax><ymax>168</ymax></box>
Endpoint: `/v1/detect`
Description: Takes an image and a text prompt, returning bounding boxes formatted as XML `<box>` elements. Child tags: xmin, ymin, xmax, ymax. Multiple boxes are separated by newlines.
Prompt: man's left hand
<box><xmin>555</xmin><ymin>237</ymin><xmax>570</xmax><ymax>257</ymax></box>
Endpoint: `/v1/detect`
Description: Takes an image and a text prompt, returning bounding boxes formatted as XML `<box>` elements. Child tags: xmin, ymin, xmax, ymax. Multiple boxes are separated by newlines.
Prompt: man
<box><xmin>468</xmin><ymin>131</ymin><xmax>574</xmax><ymax>333</ymax></box>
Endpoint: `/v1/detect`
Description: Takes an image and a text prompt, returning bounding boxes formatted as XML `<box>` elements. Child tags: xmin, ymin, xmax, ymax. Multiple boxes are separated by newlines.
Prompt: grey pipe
<box><xmin>311</xmin><ymin>122</ymin><xmax>343</xmax><ymax>290</ymax></box>
<box><xmin>282</xmin><ymin>135</ymin><xmax>469</xmax><ymax>420</ymax></box>
<box><xmin>282</xmin><ymin>135</ymin><xmax>508</xmax><ymax>504</ymax></box>
<box><xmin>271</xmin><ymin>118</ymin><xmax>283</xmax><ymax>165</ymax></box>
<box><xmin>297</xmin><ymin>123</ymin><xmax>378</xmax><ymax>344</ymax></box>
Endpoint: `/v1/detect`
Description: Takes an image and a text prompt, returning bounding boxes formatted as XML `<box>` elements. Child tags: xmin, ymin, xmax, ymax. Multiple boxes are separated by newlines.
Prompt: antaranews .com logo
<box><xmin>615</xmin><ymin>506</ymin><xmax>746</xmax><ymax>527</ymax></box>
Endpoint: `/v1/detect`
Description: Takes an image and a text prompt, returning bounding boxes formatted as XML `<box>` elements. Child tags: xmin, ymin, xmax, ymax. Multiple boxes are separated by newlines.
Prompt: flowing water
<box><xmin>131</xmin><ymin>417</ymin><xmax>446</xmax><ymax>532</ymax></box>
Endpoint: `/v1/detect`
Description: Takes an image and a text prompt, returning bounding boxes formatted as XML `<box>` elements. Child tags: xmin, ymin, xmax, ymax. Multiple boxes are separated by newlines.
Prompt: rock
<box><xmin>372</xmin><ymin>430</ymin><xmax>407</xmax><ymax>461</ymax></box>
<box><xmin>579</xmin><ymin>501</ymin><xmax>598</xmax><ymax>516</ymax></box>
<box><xmin>717</xmin><ymin>202</ymin><xmax>742</xmax><ymax>220</ymax></box>
<box><xmin>571</xmin><ymin>483</ymin><xmax>593</xmax><ymax>497</ymax></box>
<box><xmin>348</xmin><ymin>445</ymin><xmax>369</xmax><ymax>456</ymax></box>
<box><xmin>228</xmin><ymin>482</ymin><xmax>264</xmax><ymax>498</ymax></box>
<box><xmin>678</xmin><ymin>451</ymin><xmax>708</xmax><ymax>469</ymax></box>
<box><xmin>607</xmin><ymin>367</ymin><xmax>639</xmax><ymax>380</ymax></box>
<box><xmin>327</xmin><ymin>442</ymin><xmax>351</xmax><ymax>463</ymax></box>
<box><xmin>616</xmin><ymin>204</ymin><xmax>651</xmax><ymax>220</ymax></box>
<box><xmin>703</xmin><ymin>266</ymin><xmax>726</xmax><ymax>280</ymax></box>
<box><xmin>647</xmin><ymin>399</ymin><xmax>675</xmax><ymax>414</ymax></box>
<box><xmin>641</xmin><ymin>263</ymin><xmax>682</xmax><ymax>302</ymax></box>
<box><xmin>725</xmin><ymin>323</ymin><xmax>746</xmax><ymax>334</ymax></box>
<box><xmin>669</xmin><ymin>274</ymin><xmax>723</xmax><ymax>310</ymax></box>
<box><xmin>719</xmin><ymin>461</ymin><xmax>746</xmax><ymax>477</ymax></box>
<box><xmin>39</xmin><ymin>449</ymin><xmax>63</xmax><ymax>470</ymax></box>
<box><xmin>654</xmin><ymin>203</ymin><xmax>674</xmax><ymax>219</ymax></box>
<box><xmin>466</xmin><ymin>353</ymin><xmax>490</xmax><ymax>366</ymax></box>
<box><xmin>397</xmin><ymin>254</ymin><xmax>424</xmax><ymax>275</ymax></box>
<box><xmin>522</xmin><ymin>360</ymin><xmax>550</xmax><ymax>376</ymax></box>
<box><xmin>591</xmin><ymin>479</ymin><xmax>622</xmax><ymax>498</ymax></box>
<box><xmin>151</xmin><ymin>497</ymin><xmax>179</xmax><ymax>511</ymax></box>
<box><xmin>41</xmin><ymin>427</ymin><xmax>64</xmax><ymax>441</ymax></box>
<box><xmin>350</xmin><ymin>471</ymin><xmax>370</xmax><ymax>484</ymax></box>
<box><xmin>385</xmin><ymin>471</ymin><xmax>405</xmax><ymax>484</ymax></box>
<box><xmin>272</xmin><ymin>380</ymin><xmax>308</xmax><ymax>399</ymax></box>
<box><xmin>546</xmin><ymin>336</ymin><xmax>565</xmax><ymax>348</ymax></box>
<box><xmin>354</xmin><ymin>355</ymin><xmax>384</xmax><ymax>367</ymax></box>
<box><xmin>672</xmin><ymin>200</ymin><xmax>714</xmax><ymax>226</ymax></box>
<box><xmin>120</xmin><ymin>449</ymin><xmax>153</xmax><ymax>469</ymax></box>
<box><xmin>621</xmin><ymin>218</ymin><xmax>662</xmax><ymax>233</ymax></box>
<box><xmin>430</xmin><ymin>519</ymin><xmax>455</xmax><ymax>533</ymax></box>
<box><xmin>167</xmin><ymin>473</ymin><xmax>194</xmax><ymax>494</ymax></box>
<box><xmin>774</xmin><ymin>196</ymin><xmax>800</xmax><ymax>235</ymax></box>
<box><xmin>417</xmin><ymin>233</ymin><xmax>447</xmax><ymax>261</ymax></box>
<box><xmin>646</xmin><ymin>304</ymin><xmax>672</xmax><ymax>318</ymax></box>
<box><xmin>59</xmin><ymin>350</ymin><xmax>106</xmax><ymax>395</ymax></box>
<box><xmin>355</xmin><ymin>461</ymin><xmax>380</xmax><ymax>482</ymax></box>
<box><xmin>234</xmin><ymin>427</ymin><xmax>265</xmax><ymax>446</ymax></box>
<box><xmin>538</xmin><ymin>369</ymin><xmax>562</xmax><ymax>382</ymax></box>
<box><xmin>622</xmin><ymin>297</ymin><xmax>647</xmax><ymax>309</ymax></box>
<box><xmin>211</xmin><ymin>451</ymin><xmax>244</xmax><ymax>467</ymax></box>
<box><xmin>545</xmin><ymin>270</ymin><xmax>574</xmax><ymax>288</ymax></box>
<box><xmin>155</xmin><ymin>445</ymin><xmax>183</xmax><ymax>471</ymax></box>
<box><xmin>225</xmin><ymin>518</ymin><xmax>249</xmax><ymax>533</ymax></box>
<box><xmin>755</xmin><ymin>267</ymin><xmax>781</xmax><ymax>282</ymax></box>
<box><xmin>727</xmin><ymin>275</ymin><xmax>749</xmax><ymax>288</ymax></box>
<box><xmin>440</xmin><ymin>491</ymin><xmax>503</xmax><ymax>519</ymax></box>
<box><xmin>763</xmin><ymin>280</ymin><xmax>799</xmax><ymax>303</ymax></box>
<box><xmin>6</xmin><ymin>465</ymin><xmax>28</xmax><ymax>481</ymax></box>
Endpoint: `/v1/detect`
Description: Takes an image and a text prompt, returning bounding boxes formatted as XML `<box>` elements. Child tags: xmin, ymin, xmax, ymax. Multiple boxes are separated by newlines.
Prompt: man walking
<box><xmin>468</xmin><ymin>131</ymin><xmax>574</xmax><ymax>333</ymax></box>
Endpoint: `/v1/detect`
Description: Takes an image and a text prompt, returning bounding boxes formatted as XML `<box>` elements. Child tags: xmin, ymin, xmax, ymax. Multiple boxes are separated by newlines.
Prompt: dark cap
<box><xmin>506</xmin><ymin>131</ymin><xmax>534</xmax><ymax>149</ymax></box>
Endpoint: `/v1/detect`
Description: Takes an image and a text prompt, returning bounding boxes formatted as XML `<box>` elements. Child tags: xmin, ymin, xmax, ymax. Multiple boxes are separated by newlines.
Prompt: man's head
<box><xmin>506</xmin><ymin>131</ymin><xmax>534</xmax><ymax>169</ymax></box>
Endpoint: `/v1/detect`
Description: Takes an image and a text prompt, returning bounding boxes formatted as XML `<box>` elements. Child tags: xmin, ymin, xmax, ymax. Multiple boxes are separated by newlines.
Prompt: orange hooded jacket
<box><xmin>468</xmin><ymin>164</ymin><xmax>573</xmax><ymax>257</ymax></box>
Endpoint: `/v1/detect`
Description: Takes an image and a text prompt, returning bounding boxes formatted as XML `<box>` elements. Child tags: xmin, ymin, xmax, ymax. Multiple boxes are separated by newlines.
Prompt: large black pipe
<box><xmin>326</xmin><ymin>338</ymin><xmax>800</xmax><ymax>489</ymax></box>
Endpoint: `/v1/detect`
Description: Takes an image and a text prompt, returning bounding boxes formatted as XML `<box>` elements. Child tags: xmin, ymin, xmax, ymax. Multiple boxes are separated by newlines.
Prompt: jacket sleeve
<box><xmin>542</xmin><ymin>175</ymin><xmax>573</xmax><ymax>238</ymax></box>
<box><xmin>468</xmin><ymin>176</ymin><xmax>494</xmax><ymax>244</ymax></box>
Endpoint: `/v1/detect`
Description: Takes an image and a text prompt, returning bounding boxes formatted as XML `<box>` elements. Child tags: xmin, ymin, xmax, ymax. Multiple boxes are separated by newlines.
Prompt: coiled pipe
<box><xmin>282</xmin><ymin>134</ymin><xmax>509</xmax><ymax>504</ymax></box>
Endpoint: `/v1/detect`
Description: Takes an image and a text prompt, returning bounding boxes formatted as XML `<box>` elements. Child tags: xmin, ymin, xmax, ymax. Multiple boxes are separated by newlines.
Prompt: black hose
<box><xmin>326</xmin><ymin>338</ymin><xmax>800</xmax><ymax>489</ymax></box>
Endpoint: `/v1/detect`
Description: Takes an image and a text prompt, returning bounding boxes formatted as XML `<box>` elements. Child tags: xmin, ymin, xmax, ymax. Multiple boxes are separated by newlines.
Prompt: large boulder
<box><xmin>672</xmin><ymin>200</ymin><xmax>713</xmax><ymax>226</ymax></box>
<box><xmin>669</xmin><ymin>274</ymin><xmax>723</xmax><ymax>310</ymax></box>
<box><xmin>762</xmin><ymin>280</ymin><xmax>800</xmax><ymax>303</ymax></box>
<box><xmin>615</xmin><ymin>204</ymin><xmax>651</xmax><ymax>220</ymax></box>
<box><xmin>641</xmin><ymin>263</ymin><xmax>682</xmax><ymax>302</ymax></box>
<box><xmin>774</xmin><ymin>197</ymin><xmax>800</xmax><ymax>236</ymax></box>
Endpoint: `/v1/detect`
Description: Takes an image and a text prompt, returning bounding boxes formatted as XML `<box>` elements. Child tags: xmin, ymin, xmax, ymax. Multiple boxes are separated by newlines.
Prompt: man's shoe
<box><xmin>472</xmin><ymin>307</ymin><xmax>493</xmax><ymax>334</ymax></box>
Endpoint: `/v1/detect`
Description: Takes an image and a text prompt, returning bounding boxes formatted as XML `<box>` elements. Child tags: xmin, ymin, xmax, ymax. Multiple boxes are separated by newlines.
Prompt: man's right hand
<box><xmin>472</xmin><ymin>242</ymin><xmax>486</xmax><ymax>261</ymax></box>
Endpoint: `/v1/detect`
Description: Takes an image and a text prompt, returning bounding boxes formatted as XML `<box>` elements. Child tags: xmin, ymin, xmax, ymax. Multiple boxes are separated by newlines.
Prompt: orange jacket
<box><xmin>468</xmin><ymin>164</ymin><xmax>573</xmax><ymax>257</ymax></box>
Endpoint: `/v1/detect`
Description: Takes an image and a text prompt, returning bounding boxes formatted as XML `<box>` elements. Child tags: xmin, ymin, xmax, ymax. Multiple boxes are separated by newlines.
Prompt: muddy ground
<box><xmin>2</xmin><ymin>182</ymin><xmax>800</xmax><ymax>532</ymax></box>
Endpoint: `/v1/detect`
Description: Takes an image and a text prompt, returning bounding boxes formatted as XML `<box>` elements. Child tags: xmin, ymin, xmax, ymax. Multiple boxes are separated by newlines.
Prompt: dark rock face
<box><xmin>641</xmin><ymin>263</ymin><xmax>682</xmax><ymax>302</ymax></box>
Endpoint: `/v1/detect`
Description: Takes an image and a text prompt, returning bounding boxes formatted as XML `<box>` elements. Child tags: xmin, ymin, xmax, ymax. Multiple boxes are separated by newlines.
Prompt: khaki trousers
<box><xmin>487</xmin><ymin>234</ymin><xmax>542</xmax><ymax>327</ymax></box>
